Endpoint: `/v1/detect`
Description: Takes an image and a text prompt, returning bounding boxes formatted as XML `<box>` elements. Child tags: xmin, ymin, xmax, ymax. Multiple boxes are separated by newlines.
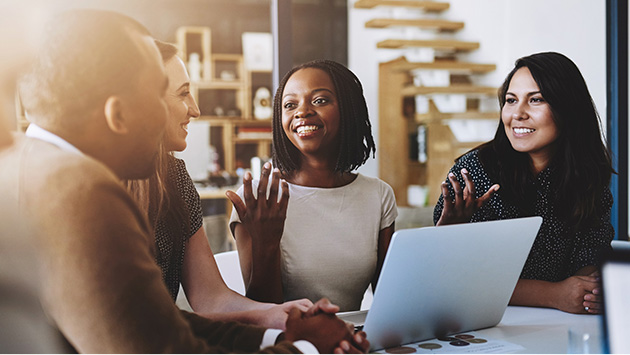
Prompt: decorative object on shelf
<box><xmin>220</xmin><ymin>70</ymin><xmax>236</xmax><ymax>81</ymax></box>
<box><xmin>253</xmin><ymin>87</ymin><xmax>272</xmax><ymax>120</ymax></box>
<box><xmin>237</xmin><ymin>126</ymin><xmax>272</xmax><ymax>140</ymax></box>
<box><xmin>417</xmin><ymin>125</ymin><xmax>427</xmax><ymax>163</ymax></box>
<box><xmin>226</xmin><ymin>108</ymin><xmax>241</xmax><ymax>117</ymax></box>
<box><xmin>176</xmin><ymin>26</ymin><xmax>212</xmax><ymax>81</ymax></box>
<box><xmin>242</xmin><ymin>32</ymin><xmax>273</xmax><ymax>71</ymax></box>
<box><xmin>214</xmin><ymin>106</ymin><xmax>225</xmax><ymax>116</ymax></box>
<box><xmin>187</xmin><ymin>52</ymin><xmax>202</xmax><ymax>82</ymax></box>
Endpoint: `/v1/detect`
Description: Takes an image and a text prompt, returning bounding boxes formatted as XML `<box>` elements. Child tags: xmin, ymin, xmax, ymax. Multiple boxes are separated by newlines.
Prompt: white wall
<box><xmin>349</xmin><ymin>0</ymin><xmax>606</xmax><ymax>178</ymax></box>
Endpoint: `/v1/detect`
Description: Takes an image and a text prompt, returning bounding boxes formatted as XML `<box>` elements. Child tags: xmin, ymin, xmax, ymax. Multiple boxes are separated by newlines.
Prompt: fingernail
<box><xmin>244</xmin><ymin>172</ymin><xmax>252</xmax><ymax>180</ymax></box>
<box><xmin>341</xmin><ymin>341</ymin><xmax>350</xmax><ymax>351</ymax></box>
<box><xmin>355</xmin><ymin>334</ymin><xmax>362</xmax><ymax>343</ymax></box>
<box><xmin>449</xmin><ymin>173</ymin><xmax>455</xmax><ymax>178</ymax></box>
<box><xmin>263</xmin><ymin>162</ymin><xmax>271</xmax><ymax>169</ymax></box>
<box><xmin>462</xmin><ymin>168</ymin><xmax>468</xmax><ymax>174</ymax></box>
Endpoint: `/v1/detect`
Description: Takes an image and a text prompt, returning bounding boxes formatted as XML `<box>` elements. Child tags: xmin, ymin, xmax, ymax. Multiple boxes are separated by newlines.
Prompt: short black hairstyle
<box><xmin>272</xmin><ymin>59</ymin><xmax>376</xmax><ymax>174</ymax></box>
<box><xmin>19</xmin><ymin>9</ymin><xmax>151</xmax><ymax>133</ymax></box>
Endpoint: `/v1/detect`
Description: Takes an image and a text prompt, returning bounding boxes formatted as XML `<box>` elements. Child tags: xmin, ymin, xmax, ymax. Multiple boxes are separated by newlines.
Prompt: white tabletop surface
<box><xmin>475</xmin><ymin>306</ymin><xmax>602</xmax><ymax>354</ymax></box>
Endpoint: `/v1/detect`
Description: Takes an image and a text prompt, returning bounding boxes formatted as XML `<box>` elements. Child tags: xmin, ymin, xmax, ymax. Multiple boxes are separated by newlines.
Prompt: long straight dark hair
<box><xmin>477</xmin><ymin>52</ymin><xmax>614</xmax><ymax>229</ymax></box>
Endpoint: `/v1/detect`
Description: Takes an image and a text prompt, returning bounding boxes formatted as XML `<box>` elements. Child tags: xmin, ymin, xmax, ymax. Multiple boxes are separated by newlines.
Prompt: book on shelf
<box><xmin>236</xmin><ymin>126</ymin><xmax>272</xmax><ymax>140</ymax></box>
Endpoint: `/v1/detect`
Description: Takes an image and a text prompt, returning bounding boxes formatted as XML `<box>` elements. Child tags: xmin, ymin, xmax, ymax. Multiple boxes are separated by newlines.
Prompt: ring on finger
<box><xmin>585</xmin><ymin>306</ymin><xmax>589</xmax><ymax>311</ymax></box>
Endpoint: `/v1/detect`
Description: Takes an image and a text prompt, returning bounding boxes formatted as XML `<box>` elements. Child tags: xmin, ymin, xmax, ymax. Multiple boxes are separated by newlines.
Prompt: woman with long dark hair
<box><xmin>434</xmin><ymin>52</ymin><xmax>614</xmax><ymax>314</ymax></box>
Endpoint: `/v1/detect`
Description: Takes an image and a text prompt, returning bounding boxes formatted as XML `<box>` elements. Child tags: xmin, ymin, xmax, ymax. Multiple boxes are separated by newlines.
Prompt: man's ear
<box><xmin>103</xmin><ymin>96</ymin><xmax>129</xmax><ymax>134</ymax></box>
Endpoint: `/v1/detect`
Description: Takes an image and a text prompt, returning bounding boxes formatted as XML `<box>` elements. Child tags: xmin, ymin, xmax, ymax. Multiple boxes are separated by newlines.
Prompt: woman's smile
<box><xmin>281</xmin><ymin>67</ymin><xmax>341</xmax><ymax>157</ymax></box>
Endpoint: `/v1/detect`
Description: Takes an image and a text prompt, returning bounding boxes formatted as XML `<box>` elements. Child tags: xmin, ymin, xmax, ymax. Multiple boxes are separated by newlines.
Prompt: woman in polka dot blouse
<box><xmin>433</xmin><ymin>52</ymin><xmax>614</xmax><ymax>315</ymax></box>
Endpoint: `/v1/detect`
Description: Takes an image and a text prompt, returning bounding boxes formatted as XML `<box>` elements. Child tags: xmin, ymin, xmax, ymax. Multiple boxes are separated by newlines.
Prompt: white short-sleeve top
<box><xmin>229</xmin><ymin>173</ymin><xmax>398</xmax><ymax>311</ymax></box>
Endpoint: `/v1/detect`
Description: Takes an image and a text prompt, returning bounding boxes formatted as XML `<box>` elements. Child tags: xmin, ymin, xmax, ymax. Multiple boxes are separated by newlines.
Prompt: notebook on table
<box><xmin>338</xmin><ymin>216</ymin><xmax>542</xmax><ymax>351</ymax></box>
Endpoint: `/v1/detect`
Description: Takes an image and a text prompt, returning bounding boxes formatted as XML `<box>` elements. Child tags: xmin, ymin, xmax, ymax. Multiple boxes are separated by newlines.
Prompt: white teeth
<box><xmin>514</xmin><ymin>127</ymin><xmax>535</xmax><ymax>134</ymax></box>
<box><xmin>296</xmin><ymin>125</ymin><xmax>319</xmax><ymax>134</ymax></box>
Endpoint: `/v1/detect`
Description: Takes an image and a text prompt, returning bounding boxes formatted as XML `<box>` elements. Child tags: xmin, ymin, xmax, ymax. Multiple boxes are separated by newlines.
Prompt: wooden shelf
<box><xmin>365</xmin><ymin>18</ymin><xmax>464</xmax><ymax>32</ymax></box>
<box><xmin>354</xmin><ymin>0</ymin><xmax>449</xmax><ymax>12</ymax></box>
<box><xmin>234</xmin><ymin>137</ymin><xmax>272</xmax><ymax>143</ymax></box>
<box><xmin>416</xmin><ymin>111</ymin><xmax>499</xmax><ymax>123</ymax></box>
<box><xmin>193</xmin><ymin>80</ymin><xmax>245</xmax><ymax>90</ymax></box>
<box><xmin>402</xmin><ymin>84</ymin><xmax>497</xmax><ymax>96</ymax></box>
<box><xmin>195</xmin><ymin>116</ymin><xmax>271</xmax><ymax>125</ymax></box>
<box><xmin>385</xmin><ymin>57</ymin><xmax>496</xmax><ymax>74</ymax></box>
<box><xmin>377</xmin><ymin>39</ymin><xmax>479</xmax><ymax>52</ymax></box>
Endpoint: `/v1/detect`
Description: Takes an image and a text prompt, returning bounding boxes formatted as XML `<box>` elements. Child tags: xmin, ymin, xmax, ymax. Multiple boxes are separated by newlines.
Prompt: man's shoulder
<box><xmin>17</xmin><ymin>136</ymin><xmax>118</xmax><ymax>186</ymax></box>
<box><xmin>3</xmin><ymin>136</ymin><xmax>126</xmax><ymax>216</ymax></box>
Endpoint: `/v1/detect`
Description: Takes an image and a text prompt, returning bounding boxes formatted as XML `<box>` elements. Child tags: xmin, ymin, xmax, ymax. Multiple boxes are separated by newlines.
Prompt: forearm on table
<box><xmin>575</xmin><ymin>265</ymin><xmax>598</xmax><ymax>276</ymax></box>
<box><xmin>509</xmin><ymin>279</ymin><xmax>559</xmax><ymax>309</ymax></box>
<box><xmin>197</xmin><ymin>307</ymin><xmax>275</xmax><ymax>326</ymax></box>
<box><xmin>189</xmin><ymin>283</ymin><xmax>272</xmax><ymax>313</ymax></box>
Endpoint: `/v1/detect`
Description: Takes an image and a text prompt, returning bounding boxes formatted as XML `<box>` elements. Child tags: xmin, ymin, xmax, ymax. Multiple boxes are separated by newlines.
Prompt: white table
<box><xmin>475</xmin><ymin>306</ymin><xmax>602</xmax><ymax>353</ymax></box>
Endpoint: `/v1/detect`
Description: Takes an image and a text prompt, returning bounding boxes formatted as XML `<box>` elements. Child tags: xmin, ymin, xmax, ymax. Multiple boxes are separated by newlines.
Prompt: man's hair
<box><xmin>19</xmin><ymin>9</ymin><xmax>151</xmax><ymax>133</ymax></box>
<box><xmin>272</xmin><ymin>59</ymin><xmax>376</xmax><ymax>173</ymax></box>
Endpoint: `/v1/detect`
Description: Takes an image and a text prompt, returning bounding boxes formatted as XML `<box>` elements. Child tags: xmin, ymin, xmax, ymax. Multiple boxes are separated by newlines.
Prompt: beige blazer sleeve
<box><xmin>10</xmin><ymin>138</ymin><xmax>300</xmax><ymax>353</ymax></box>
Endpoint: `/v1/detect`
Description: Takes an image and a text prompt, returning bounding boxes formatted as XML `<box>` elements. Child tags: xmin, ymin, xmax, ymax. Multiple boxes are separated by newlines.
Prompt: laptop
<box><xmin>601</xmin><ymin>246</ymin><xmax>630</xmax><ymax>354</ymax></box>
<box><xmin>338</xmin><ymin>216</ymin><xmax>542</xmax><ymax>351</ymax></box>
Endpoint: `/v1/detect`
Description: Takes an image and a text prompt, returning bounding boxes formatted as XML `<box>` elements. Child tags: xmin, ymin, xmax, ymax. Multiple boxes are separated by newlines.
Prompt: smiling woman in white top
<box><xmin>227</xmin><ymin>60</ymin><xmax>398</xmax><ymax>311</ymax></box>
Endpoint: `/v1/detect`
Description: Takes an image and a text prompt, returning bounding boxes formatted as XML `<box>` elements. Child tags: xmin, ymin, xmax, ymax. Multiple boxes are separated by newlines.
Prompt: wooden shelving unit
<box><xmin>178</xmin><ymin>26</ymin><xmax>272</xmax><ymax>177</ymax></box>
<box><xmin>386</xmin><ymin>57</ymin><xmax>495</xmax><ymax>74</ymax></box>
<box><xmin>354</xmin><ymin>0</ymin><xmax>450</xmax><ymax>12</ymax></box>
<box><xmin>365</xmin><ymin>18</ymin><xmax>464</xmax><ymax>31</ymax></box>
<box><xmin>401</xmin><ymin>84</ymin><xmax>497</xmax><ymax>96</ymax></box>
<box><xmin>377</xmin><ymin>39</ymin><xmax>480</xmax><ymax>51</ymax></box>
<box><xmin>356</xmin><ymin>1</ymin><xmax>498</xmax><ymax>206</ymax></box>
<box><xmin>192</xmin><ymin>117</ymin><xmax>271</xmax><ymax>174</ymax></box>
<box><xmin>379</xmin><ymin>57</ymin><xmax>498</xmax><ymax>205</ymax></box>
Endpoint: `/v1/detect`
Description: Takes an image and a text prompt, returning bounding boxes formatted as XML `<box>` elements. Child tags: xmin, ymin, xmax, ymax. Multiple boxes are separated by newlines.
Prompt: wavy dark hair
<box><xmin>476</xmin><ymin>52</ymin><xmax>614</xmax><ymax>229</ymax></box>
<box><xmin>272</xmin><ymin>59</ymin><xmax>376</xmax><ymax>174</ymax></box>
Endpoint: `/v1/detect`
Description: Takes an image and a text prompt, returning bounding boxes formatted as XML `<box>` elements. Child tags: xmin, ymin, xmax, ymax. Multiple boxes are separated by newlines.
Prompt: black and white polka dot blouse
<box><xmin>155</xmin><ymin>157</ymin><xmax>203</xmax><ymax>300</ymax></box>
<box><xmin>433</xmin><ymin>150</ymin><xmax>614</xmax><ymax>282</ymax></box>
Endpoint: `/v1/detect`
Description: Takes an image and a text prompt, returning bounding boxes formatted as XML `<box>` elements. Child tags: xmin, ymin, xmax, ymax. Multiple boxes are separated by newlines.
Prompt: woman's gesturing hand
<box><xmin>226</xmin><ymin>162</ymin><xmax>289</xmax><ymax>249</ymax></box>
<box><xmin>436</xmin><ymin>168</ymin><xmax>499</xmax><ymax>226</ymax></box>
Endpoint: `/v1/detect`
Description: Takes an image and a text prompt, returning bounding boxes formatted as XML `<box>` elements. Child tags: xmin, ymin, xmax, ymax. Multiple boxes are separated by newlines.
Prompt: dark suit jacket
<box><xmin>0</xmin><ymin>134</ymin><xmax>300</xmax><ymax>353</ymax></box>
